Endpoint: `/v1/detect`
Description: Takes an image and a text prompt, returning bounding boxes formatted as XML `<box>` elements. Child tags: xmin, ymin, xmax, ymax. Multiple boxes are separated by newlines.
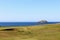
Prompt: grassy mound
<box><xmin>0</xmin><ymin>24</ymin><xmax>60</xmax><ymax>40</ymax></box>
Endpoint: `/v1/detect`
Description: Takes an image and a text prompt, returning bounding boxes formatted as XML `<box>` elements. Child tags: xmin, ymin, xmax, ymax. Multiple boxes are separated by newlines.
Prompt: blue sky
<box><xmin>0</xmin><ymin>0</ymin><xmax>60</xmax><ymax>22</ymax></box>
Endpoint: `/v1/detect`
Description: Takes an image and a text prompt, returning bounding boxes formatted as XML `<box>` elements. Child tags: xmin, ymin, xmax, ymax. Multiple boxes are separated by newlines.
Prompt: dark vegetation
<box><xmin>1</xmin><ymin>28</ymin><xmax>16</xmax><ymax>31</ymax></box>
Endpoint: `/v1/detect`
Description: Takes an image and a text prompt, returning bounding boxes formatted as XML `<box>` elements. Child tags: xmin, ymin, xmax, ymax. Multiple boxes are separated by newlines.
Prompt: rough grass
<box><xmin>0</xmin><ymin>24</ymin><xmax>60</xmax><ymax>40</ymax></box>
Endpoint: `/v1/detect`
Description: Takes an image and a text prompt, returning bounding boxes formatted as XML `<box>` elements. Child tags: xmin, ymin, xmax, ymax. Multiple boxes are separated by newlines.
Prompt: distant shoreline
<box><xmin>0</xmin><ymin>22</ymin><xmax>60</xmax><ymax>27</ymax></box>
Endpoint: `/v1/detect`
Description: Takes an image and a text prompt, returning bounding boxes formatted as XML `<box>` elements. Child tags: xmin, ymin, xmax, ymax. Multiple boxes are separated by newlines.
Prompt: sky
<box><xmin>0</xmin><ymin>0</ymin><xmax>60</xmax><ymax>22</ymax></box>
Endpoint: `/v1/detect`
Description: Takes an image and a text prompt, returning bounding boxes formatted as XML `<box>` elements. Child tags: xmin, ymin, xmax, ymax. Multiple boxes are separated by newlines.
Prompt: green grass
<box><xmin>0</xmin><ymin>24</ymin><xmax>60</xmax><ymax>40</ymax></box>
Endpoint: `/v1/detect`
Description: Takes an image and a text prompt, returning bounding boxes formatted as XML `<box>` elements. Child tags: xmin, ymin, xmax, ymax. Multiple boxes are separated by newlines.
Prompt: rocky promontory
<box><xmin>38</xmin><ymin>20</ymin><xmax>48</xmax><ymax>24</ymax></box>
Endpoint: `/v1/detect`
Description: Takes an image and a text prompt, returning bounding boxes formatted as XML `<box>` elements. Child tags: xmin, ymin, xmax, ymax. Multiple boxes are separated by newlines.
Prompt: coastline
<box><xmin>0</xmin><ymin>24</ymin><xmax>60</xmax><ymax>40</ymax></box>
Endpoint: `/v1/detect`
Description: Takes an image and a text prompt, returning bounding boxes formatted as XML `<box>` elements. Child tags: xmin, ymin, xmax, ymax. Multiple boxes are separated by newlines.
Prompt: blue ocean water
<box><xmin>0</xmin><ymin>22</ymin><xmax>60</xmax><ymax>26</ymax></box>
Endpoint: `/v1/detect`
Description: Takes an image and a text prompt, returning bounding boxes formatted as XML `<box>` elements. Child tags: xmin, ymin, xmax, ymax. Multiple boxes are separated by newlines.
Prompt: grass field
<box><xmin>0</xmin><ymin>24</ymin><xmax>60</xmax><ymax>40</ymax></box>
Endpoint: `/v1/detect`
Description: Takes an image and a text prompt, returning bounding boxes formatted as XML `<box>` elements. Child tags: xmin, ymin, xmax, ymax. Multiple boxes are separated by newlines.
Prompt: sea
<box><xmin>0</xmin><ymin>22</ymin><xmax>60</xmax><ymax>26</ymax></box>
